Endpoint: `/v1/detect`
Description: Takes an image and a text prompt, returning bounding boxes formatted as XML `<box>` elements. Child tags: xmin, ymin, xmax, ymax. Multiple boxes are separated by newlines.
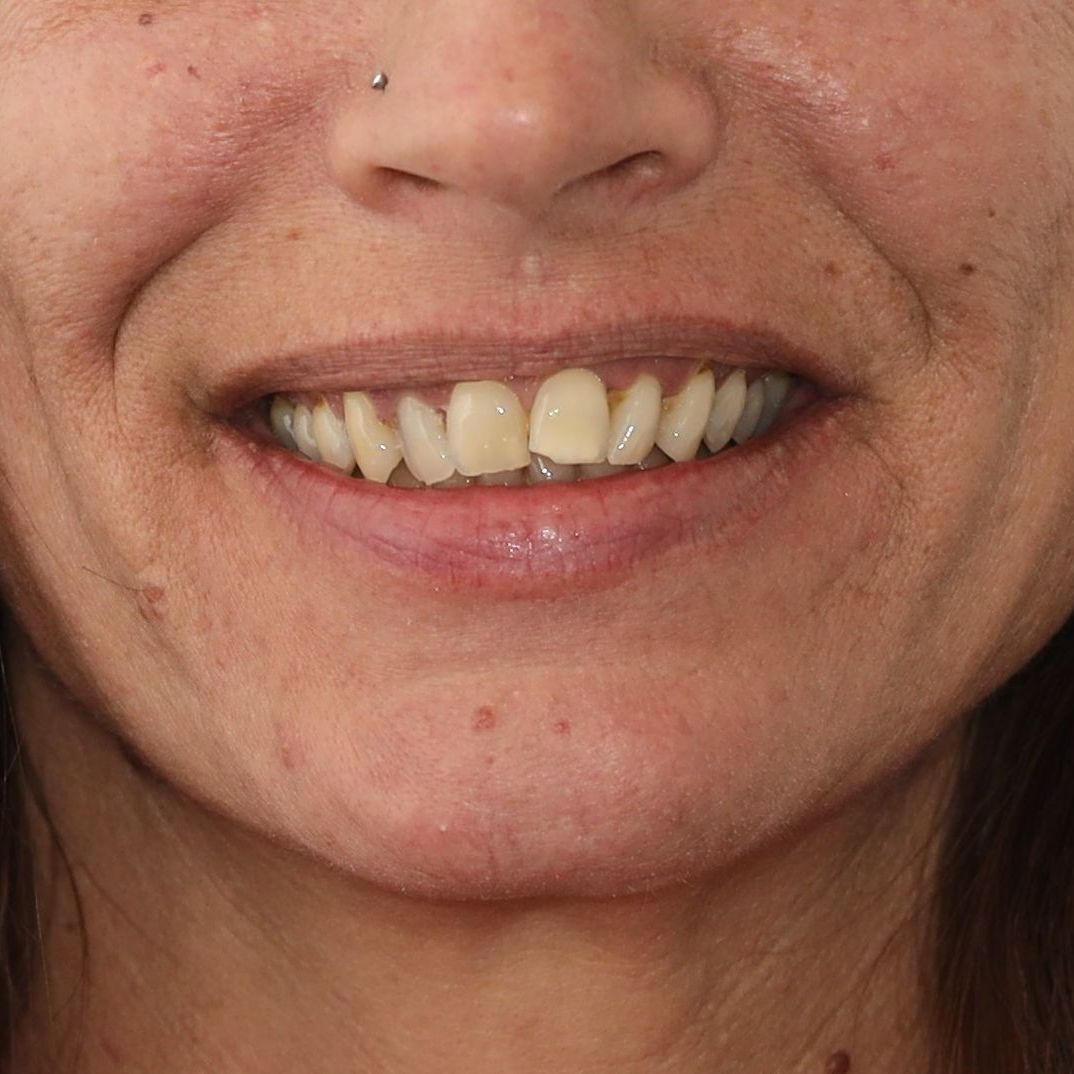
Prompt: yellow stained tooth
<box><xmin>447</xmin><ymin>381</ymin><xmax>530</xmax><ymax>477</ymax></box>
<box><xmin>344</xmin><ymin>392</ymin><xmax>403</xmax><ymax>484</ymax></box>
<box><xmin>732</xmin><ymin>379</ymin><xmax>766</xmax><ymax>444</ymax></box>
<box><xmin>704</xmin><ymin>370</ymin><xmax>748</xmax><ymax>453</ymax></box>
<box><xmin>606</xmin><ymin>374</ymin><xmax>661</xmax><ymax>465</ymax></box>
<box><xmin>397</xmin><ymin>396</ymin><xmax>456</xmax><ymax>486</ymax></box>
<box><xmin>528</xmin><ymin>368</ymin><xmax>610</xmax><ymax>465</ymax></box>
<box><xmin>312</xmin><ymin>401</ymin><xmax>356</xmax><ymax>473</ymax></box>
<box><xmin>292</xmin><ymin>403</ymin><xmax>321</xmax><ymax>461</ymax></box>
<box><xmin>655</xmin><ymin>369</ymin><xmax>715</xmax><ymax>462</ymax></box>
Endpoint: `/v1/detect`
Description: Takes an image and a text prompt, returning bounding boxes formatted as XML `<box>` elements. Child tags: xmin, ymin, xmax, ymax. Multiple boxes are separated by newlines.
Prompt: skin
<box><xmin>0</xmin><ymin>0</ymin><xmax>1073</xmax><ymax>1070</ymax></box>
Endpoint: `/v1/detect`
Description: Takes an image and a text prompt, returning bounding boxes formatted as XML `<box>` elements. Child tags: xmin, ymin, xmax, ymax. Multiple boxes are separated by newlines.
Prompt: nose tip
<box><xmin>329</xmin><ymin>4</ymin><xmax>720</xmax><ymax>223</ymax></box>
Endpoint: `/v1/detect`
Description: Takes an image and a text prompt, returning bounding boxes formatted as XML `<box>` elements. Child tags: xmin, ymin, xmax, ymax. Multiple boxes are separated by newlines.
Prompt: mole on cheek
<box><xmin>825</xmin><ymin>1051</ymin><xmax>851</xmax><ymax>1074</ymax></box>
<box><xmin>472</xmin><ymin>706</ymin><xmax>497</xmax><ymax>732</ymax></box>
<box><xmin>138</xmin><ymin>12</ymin><xmax>155</xmax><ymax>26</ymax></box>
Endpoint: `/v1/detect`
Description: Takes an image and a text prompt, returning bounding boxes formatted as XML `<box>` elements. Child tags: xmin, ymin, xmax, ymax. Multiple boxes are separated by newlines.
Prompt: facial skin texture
<box><xmin>1</xmin><ymin>1</ymin><xmax>1074</xmax><ymax>1071</ymax></box>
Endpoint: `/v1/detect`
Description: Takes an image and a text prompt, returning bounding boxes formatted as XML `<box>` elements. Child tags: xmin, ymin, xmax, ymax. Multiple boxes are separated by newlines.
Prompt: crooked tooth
<box><xmin>527</xmin><ymin>454</ymin><xmax>578</xmax><ymax>484</ymax></box>
<box><xmin>344</xmin><ymin>392</ymin><xmax>403</xmax><ymax>484</ymax></box>
<box><xmin>732</xmin><ymin>379</ymin><xmax>766</xmax><ymax>444</ymax></box>
<box><xmin>292</xmin><ymin>403</ymin><xmax>321</xmax><ymax>461</ymax></box>
<box><xmin>752</xmin><ymin>372</ymin><xmax>793</xmax><ymax>438</ymax></box>
<box><xmin>447</xmin><ymin>381</ymin><xmax>530</xmax><ymax>477</ymax></box>
<box><xmin>656</xmin><ymin>368</ymin><xmax>715</xmax><ymax>462</ymax></box>
<box><xmin>529</xmin><ymin>368</ymin><xmax>610</xmax><ymax>465</ymax></box>
<box><xmin>312</xmin><ymin>401</ymin><xmax>356</xmax><ymax>473</ymax></box>
<box><xmin>398</xmin><ymin>396</ymin><xmax>456</xmax><ymax>486</ymax></box>
<box><xmin>270</xmin><ymin>396</ymin><xmax>298</xmax><ymax>451</ymax></box>
<box><xmin>606</xmin><ymin>374</ymin><xmax>661</xmax><ymax>465</ymax></box>
<box><xmin>704</xmin><ymin>370</ymin><xmax>748</xmax><ymax>454</ymax></box>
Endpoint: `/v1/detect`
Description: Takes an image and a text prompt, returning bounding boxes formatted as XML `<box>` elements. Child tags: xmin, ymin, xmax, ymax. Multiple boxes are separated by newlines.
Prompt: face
<box><xmin>1</xmin><ymin>0</ymin><xmax>1072</xmax><ymax>900</ymax></box>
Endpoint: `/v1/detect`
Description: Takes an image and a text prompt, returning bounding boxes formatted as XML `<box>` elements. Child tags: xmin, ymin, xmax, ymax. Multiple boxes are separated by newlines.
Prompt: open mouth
<box><xmin>259</xmin><ymin>360</ymin><xmax>806</xmax><ymax>489</ymax></box>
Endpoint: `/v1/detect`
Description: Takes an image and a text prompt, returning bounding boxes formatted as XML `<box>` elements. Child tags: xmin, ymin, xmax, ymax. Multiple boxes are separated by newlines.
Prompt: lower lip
<box><xmin>219</xmin><ymin>400</ymin><xmax>852</xmax><ymax>595</ymax></box>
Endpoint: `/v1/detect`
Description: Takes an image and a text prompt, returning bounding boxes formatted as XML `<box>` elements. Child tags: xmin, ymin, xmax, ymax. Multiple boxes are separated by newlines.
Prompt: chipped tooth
<box><xmin>638</xmin><ymin>447</ymin><xmax>673</xmax><ymax>470</ymax></box>
<box><xmin>270</xmin><ymin>396</ymin><xmax>298</xmax><ymax>451</ymax></box>
<box><xmin>387</xmin><ymin>461</ymin><xmax>423</xmax><ymax>489</ymax></box>
<box><xmin>579</xmin><ymin>462</ymin><xmax>627</xmax><ymax>480</ymax></box>
<box><xmin>752</xmin><ymin>372</ymin><xmax>793</xmax><ymax>438</ymax></box>
<box><xmin>292</xmin><ymin>403</ymin><xmax>321</xmax><ymax>461</ymax></box>
<box><xmin>447</xmin><ymin>381</ymin><xmax>530</xmax><ymax>477</ymax></box>
<box><xmin>344</xmin><ymin>391</ymin><xmax>403</xmax><ymax>484</ymax></box>
<box><xmin>607</xmin><ymin>374</ymin><xmax>661</xmax><ymax>465</ymax></box>
<box><xmin>528</xmin><ymin>368</ymin><xmax>610</xmax><ymax>465</ymax></box>
<box><xmin>312</xmin><ymin>401</ymin><xmax>356</xmax><ymax>473</ymax></box>
<box><xmin>732</xmin><ymin>379</ymin><xmax>766</xmax><ymax>444</ymax></box>
<box><xmin>397</xmin><ymin>396</ymin><xmax>456</xmax><ymax>486</ymax></box>
<box><xmin>704</xmin><ymin>370</ymin><xmax>748</xmax><ymax>454</ymax></box>
<box><xmin>527</xmin><ymin>454</ymin><xmax>578</xmax><ymax>484</ymax></box>
<box><xmin>478</xmin><ymin>469</ymin><xmax>526</xmax><ymax>487</ymax></box>
<box><xmin>656</xmin><ymin>368</ymin><xmax>716</xmax><ymax>462</ymax></box>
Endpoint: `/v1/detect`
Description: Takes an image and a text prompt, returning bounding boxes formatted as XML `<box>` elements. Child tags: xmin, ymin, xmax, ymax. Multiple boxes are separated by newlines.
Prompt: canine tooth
<box><xmin>656</xmin><ymin>369</ymin><xmax>715</xmax><ymax>462</ymax></box>
<box><xmin>704</xmin><ymin>370</ymin><xmax>748</xmax><ymax>453</ymax></box>
<box><xmin>447</xmin><ymin>381</ymin><xmax>530</xmax><ymax>477</ymax></box>
<box><xmin>753</xmin><ymin>372</ymin><xmax>793</xmax><ymax>438</ymax></box>
<box><xmin>579</xmin><ymin>462</ymin><xmax>627</xmax><ymax>480</ymax></box>
<box><xmin>607</xmin><ymin>374</ymin><xmax>661</xmax><ymax>465</ymax></box>
<box><xmin>398</xmin><ymin>396</ymin><xmax>456</xmax><ymax>486</ymax></box>
<box><xmin>312</xmin><ymin>401</ymin><xmax>356</xmax><ymax>473</ymax></box>
<box><xmin>292</xmin><ymin>404</ymin><xmax>321</xmax><ymax>461</ymax></box>
<box><xmin>387</xmin><ymin>462</ymin><xmax>423</xmax><ymax>489</ymax></box>
<box><xmin>478</xmin><ymin>469</ymin><xmax>526</xmax><ymax>487</ymax></box>
<box><xmin>527</xmin><ymin>454</ymin><xmax>578</xmax><ymax>484</ymax></box>
<box><xmin>732</xmin><ymin>379</ymin><xmax>766</xmax><ymax>443</ymax></box>
<box><xmin>269</xmin><ymin>396</ymin><xmax>298</xmax><ymax>451</ymax></box>
<box><xmin>529</xmin><ymin>368</ymin><xmax>610</xmax><ymax>465</ymax></box>
<box><xmin>344</xmin><ymin>392</ymin><xmax>403</xmax><ymax>484</ymax></box>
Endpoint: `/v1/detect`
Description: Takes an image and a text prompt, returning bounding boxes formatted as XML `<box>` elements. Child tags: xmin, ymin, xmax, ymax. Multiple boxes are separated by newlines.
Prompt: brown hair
<box><xmin>0</xmin><ymin>614</ymin><xmax>1072</xmax><ymax>1070</ymax></box>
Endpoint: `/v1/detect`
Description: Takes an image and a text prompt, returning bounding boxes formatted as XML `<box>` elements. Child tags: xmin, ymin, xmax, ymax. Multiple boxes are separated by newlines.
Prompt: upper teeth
<box><xmin>269</xmin><ymin>365</ymin><xmax>795</xmax><ymax>487</ymax></box>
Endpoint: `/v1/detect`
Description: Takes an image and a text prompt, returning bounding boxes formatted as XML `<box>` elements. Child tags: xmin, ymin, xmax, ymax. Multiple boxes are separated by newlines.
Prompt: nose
<box><xmin>329</xmin><ymin>0</ymin><xmax>721</xmax><ymax>225</ymax></box>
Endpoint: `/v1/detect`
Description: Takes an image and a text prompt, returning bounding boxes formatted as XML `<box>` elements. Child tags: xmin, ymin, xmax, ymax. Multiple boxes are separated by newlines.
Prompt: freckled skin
<box><xmin>0</xmin><ymin>0</ymin><xmax>1072</xmax><ymax>909</ymax></box>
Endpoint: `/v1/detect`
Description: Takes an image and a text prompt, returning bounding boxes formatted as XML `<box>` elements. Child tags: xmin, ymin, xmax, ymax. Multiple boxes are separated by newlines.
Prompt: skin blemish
<box><xmin>145</xmin><ymin>61</ymin><xmax>168</xmax><ymax>78</ymax></box>
<box><xmin>874</xmin><ymin>150</ymin><xmax>895</xmax><ymax>171</ymax></box>
<box><xmin>959</xmin><ymin>262</ymin><xmax>977</xmax><ymax>275</ymax></box>
<box><xmin>187</xmin><ymin>65</ymin><xmax>201</xmax><ymax>79</ymax></box>
<box><xmin>138</xmin><ymin>13</ymin><xmax>155</xmax><ymax>26</ymax></box>
<box><xmin>825</xmin><ymin>1051</ymin><xmax>852</xmax><ymax>1074</ymax></box>
<box><xmin>823</xmin><ymin>261</ymin><xmax>842</xmax><ymax>279</ymax></box>
<box><xmin>472</xmin><ymin>706</ymin><xmax>497</xmax><ymax>732</ymax></box>
<box><xmin>552</xmin><ymin>719</ymin><xmax>572</xmax><ymax>736</ymax></box>
<box><xmin>137</xmin><ymin>585</ymin><xmax>166</xmax><ymax>622</ymax></box>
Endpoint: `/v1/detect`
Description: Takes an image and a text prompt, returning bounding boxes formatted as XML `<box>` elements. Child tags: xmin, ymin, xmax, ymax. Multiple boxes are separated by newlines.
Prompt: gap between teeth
<box><xmin>268</xmin><ymin>365</ymin><xmax>795</xmax><ymax>488</ymax></box>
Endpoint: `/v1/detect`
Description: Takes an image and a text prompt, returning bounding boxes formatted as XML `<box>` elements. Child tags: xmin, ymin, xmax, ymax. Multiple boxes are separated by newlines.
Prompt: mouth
<box><xmin>213</xmin><ymin>320</ymin><xmax>856</xmax><ymax>591</ymax></box>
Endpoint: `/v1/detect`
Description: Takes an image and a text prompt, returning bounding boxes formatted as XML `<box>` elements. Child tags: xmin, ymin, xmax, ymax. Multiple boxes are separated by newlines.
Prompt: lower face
<box><xmin>1</xmin><ymin>1</ymin><xmax>1074</xmax><ymax>899</ymax></box>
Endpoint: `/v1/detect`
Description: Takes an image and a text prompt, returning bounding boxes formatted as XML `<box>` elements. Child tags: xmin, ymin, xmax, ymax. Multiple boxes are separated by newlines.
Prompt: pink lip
<box><xmin>217</xmin><ymin>396</ymin><xmax>853</xmax><ymax>596</ymax></box>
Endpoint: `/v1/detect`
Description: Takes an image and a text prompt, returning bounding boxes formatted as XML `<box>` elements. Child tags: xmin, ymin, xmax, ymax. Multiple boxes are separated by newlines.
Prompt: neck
<box><xmin>11</xmin><ymin>646</ymin><xmax>951</xmax><ymax>1074</ymax></box>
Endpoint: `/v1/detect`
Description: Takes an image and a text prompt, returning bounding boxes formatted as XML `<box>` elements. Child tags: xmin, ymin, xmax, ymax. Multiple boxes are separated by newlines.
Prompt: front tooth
<box><xmin>527</xmin><ymin>454</ymin><xmax>578</xmax><ymax>484</ymax></box>
<box><xmin>270</xmin><ymin>396</ymin><xmax>298</xmax><ymax>451</ymax></box>
<box><xmin>752</xmin><ymin>372</ymin><xmax>793</xmax><ymax>438</ymax></box>
<box><xmin>397</xmin><ymin>396</ymin><xmax>456</xmax><ymax>485</ymax></box>
<box><xmin>447</xmin><ymin>381</ymin><xmax>530</xmax><ymax>477</ymax></box>
<box><xmin>292</xmin><ymin>403</ymin><xmax>321</xmax><ymax>461</ymax></box>
<box><xmin>312</xmin><ymin>401</ymin><xmax>356</xmax><ymax>473</ymax></box>
<box><xmin>704</xmin><ymin>370</ymin><xmax>748</xmax><ymax>453</ymax></box>
<box><xmin>606</xmin><ymin>374</ymin><xmax>661</xmax><ymax>465</ymax></box>
<box><xmin>655</xmin><ymin>369</ymin><xmax>715</xmax><ymax>462</ymax></box>
<box><xmin>478</xmin><ymin>469</ymin><xmax>526</xmax><ymax>487</ymax></box>
<box><xmin>528</xmin><ymin>368</ymin><xmax>610</xmax><ymax>465</ymax></box>
<box><xmin>344</xmin><ymin>392</ymin><xmax>403</xmax><ymax>484</ymax></box>
<box><xmin>731</xmin><ymin>379</ymin><xmax>766</xmax><ymax>443</ymax></box>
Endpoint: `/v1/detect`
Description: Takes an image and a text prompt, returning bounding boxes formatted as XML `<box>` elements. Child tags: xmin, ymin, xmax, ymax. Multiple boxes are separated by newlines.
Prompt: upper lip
<box><xmin>196</xmin><ymin>313</ymin><xmax>857</xmax><ymax>416</ymax></box>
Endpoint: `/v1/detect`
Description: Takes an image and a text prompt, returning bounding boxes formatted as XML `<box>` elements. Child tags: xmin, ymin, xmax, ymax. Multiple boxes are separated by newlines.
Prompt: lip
<box><xmin>215</xmin><ymin>392</ymin><xmax>855</xmax><ymax>595</ymax></box>
<box><xmin>197</xmin><ymin>315</ymin><xmax>859</xmax><ymax>416</ymax></box>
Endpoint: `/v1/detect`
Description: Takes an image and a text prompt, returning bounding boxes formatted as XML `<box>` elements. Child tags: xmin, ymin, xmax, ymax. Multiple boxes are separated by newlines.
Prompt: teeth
<box><xmin>638</xmin><ymin>447</ymin><xmax>673</xmax><ymax>470</ymax></box>
<box><xmin>527</xmin><ymin>454</ymin><xmax>578</xmax><ymax>484</ymax></box>
<box><xmin>292</xmin><ymin>403</ymin><xmax>321</xmax><ymax>461</ymax></box>
<box><xmin>344</xmin><ymin>392</ymin><xmax>404</xmax><ymax>484</ymax></box>
<box><xmin>398</xmin><ymin>396</ymin><xmax>457</xmax><ymax>486</ymax></box>
<box><xmin>606</xmin><ymin>374</ymin><xmax>662</xmax><ymax>465</ymax></box>
<box><xmin>270</xmin><ymin>396</ymin><xmax>298</xmax><ymax>451</ymax></box>
<box><xmin>704</xmin><ymin>370</ymin><xmax>748</xmax><ymax>454</ymax></box>
<box><xmin>447</xmin><ymin>381</ymin><xmax>530</xmax><ymax>477</ymax></box>
<box><xmin>387</xmin><ymin>461</ymin><xmax>423</xmax><ymax>489</ymax></box>
<box><xmin>655</xmin><ymin>369</ymin><xmax>716</xmax><ymax>462</ymax></box>
<box><xmin>312</xmin><ymin>401</ymin><xmax>356</xmax><ymax>473</ymax></box>
<box><xmin>478</xmin><ymin>469</ymin><xmax>526</xmax><ymax>487</ymax></box>
<box><xmin>528</xmin><ymin>368</ymin><xmax>610</xmax><ymax>465</ymax></box>
<box><xmin>753</xmin><ymin>372</ymin><xmax>793</xmax><ymax>438</ymax></box>
<box><xmin>731</xmin><ymin>379</ymin><xmax>766</xmax><ymax>444</ymax></box>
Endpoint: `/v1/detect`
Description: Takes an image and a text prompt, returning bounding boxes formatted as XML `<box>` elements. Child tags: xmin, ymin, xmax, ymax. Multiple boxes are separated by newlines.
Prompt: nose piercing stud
<box><xmin>371</xmin><ymin>71</ymin><xmax>389</xmax><ymax>92</ymax></box>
